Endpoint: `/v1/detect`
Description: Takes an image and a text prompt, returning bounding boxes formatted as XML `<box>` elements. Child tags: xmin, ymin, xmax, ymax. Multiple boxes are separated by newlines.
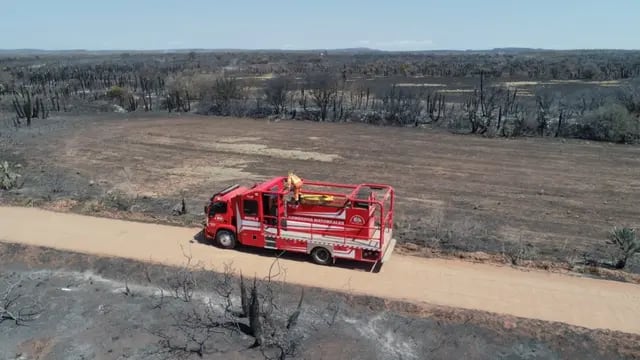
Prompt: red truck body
<box><xmin>203</xmin><ymin>175</ymin><xmax>396</xmax><ymax>269</ymax></box>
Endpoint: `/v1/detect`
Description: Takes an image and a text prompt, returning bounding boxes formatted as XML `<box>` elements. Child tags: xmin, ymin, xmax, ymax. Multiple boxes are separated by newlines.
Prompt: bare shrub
<box><xmin>502</xmin><ymin>238</ymin><xmax>538</xmax><ymax>266</ymax></box>
<box><xmin>462</xmin><ymin>72</ymin><xmax>519</xmax><ymax>135</ymax></box>
<box><xmin>171</xmin><ymin>198</ymin><xmax>187</xmax><ymax>216</ymax></box>
<box><xmin>149</xmin><ymin>254</ymin><xmax>316</xmax><ymax>360</ymax></box>
<box><xmin>565</xmin><ymin>251</ymin><xmax>581</xmax><ymax>270</ymax></box>
<box><xmin>375</xmin><ymin>85</ymin><xmax>423</xmax><ymax>126</ymax></box>
<box><xmin>569</xmin><ymin>88</ymin><xmax>610</xmax><ymax>116</ymax></box>
<box><xmin>607</xmin><ymin>226</ymin><xmax>640</xmax><ymax>269</ymax></box>
<box><xmin>102</xmin><ymin>189</ymin><xmax>137</xmax><ymax>212</ymax></box>
<box><xmin>1</xmin><ymin>273</ymin><xmax>43</xmax><ymax>325</ymax></box>
<box><xmin>195</xmin><ymin>75</ymin><xmax>248</xmax><ymax>116</ymax></box>
<box><xmin>164</xmin><ymin>247</ymin><xmax>199</xmax><ymax>303</ymax></box>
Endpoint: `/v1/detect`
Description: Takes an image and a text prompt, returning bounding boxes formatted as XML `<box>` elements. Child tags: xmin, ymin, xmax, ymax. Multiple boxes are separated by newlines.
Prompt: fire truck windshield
<box><xmin>209</xmin><ymin>201</ymin><xmax>227</xmax><ymax>216</ymax></box>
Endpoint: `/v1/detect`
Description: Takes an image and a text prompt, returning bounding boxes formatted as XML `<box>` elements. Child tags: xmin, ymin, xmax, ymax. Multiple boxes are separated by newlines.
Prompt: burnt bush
<box><xmin>607</xmin><ymin>227</ymin><xmax>640</xmax><ymax>269</ymax></box>
<box><xmin>196</xmin><ymin>76</ymin><xmax>250</xmax><ymax>116</ymax></box>
<box><xmin>146</xmin><ymin>256</ymin><xmax>322</xmax><ymax>360</ymax></box>
<box><xmin>0</xmin><ymin>160</ymin><xmax>22</xmax><ymax>190</ymax></box>
<box><xmin>1</xmin><ymin>272</ymin><xmax>43</xmax><ymax>325</ymax></box>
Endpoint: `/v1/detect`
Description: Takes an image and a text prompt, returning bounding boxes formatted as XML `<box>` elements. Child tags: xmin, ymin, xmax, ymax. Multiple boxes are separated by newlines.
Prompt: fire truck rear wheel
<box><xmin>310</xmin><ymin>247</ymin><xmax>332</xmax><ymax>265</ymax></box>
<box><xmin>215</xmin><ymin>230</ymin><xmax>236</xmax><ymax>249</ymax></box>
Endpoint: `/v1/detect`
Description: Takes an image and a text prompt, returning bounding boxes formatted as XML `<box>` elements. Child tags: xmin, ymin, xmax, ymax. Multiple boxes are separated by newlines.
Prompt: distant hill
<box><xmin>0</xmin><ymin>47</ymin><xmax>637</xmax><ymax>57</ymax></box>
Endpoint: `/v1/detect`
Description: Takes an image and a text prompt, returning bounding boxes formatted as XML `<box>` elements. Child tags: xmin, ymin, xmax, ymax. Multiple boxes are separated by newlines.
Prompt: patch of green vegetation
<box><xmin>0</xmin><ymin>161</ymin><xmax>22</xmax><ymax>190</ymax></box>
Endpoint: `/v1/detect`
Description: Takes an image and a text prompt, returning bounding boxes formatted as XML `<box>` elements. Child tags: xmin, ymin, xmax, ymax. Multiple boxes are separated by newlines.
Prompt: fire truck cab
<box><xmin>203</xmin><ymin>173</ymin><xmax>396</xmax><ymax>270</ymax></box>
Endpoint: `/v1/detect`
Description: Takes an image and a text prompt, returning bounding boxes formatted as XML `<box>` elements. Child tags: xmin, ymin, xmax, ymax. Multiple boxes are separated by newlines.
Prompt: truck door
<box><xmin>238</xmin><ymin>194</ymin><xmax>263</xmax><ymax>247</ymax></box>
<box><xmin>262</xmin><ymin>192</ymin><xmax>278</xmax><ymax>226</ymax></box>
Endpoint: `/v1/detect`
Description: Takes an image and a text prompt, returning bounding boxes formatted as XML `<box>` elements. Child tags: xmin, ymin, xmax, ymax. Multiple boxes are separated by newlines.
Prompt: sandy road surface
<box><xmin>1</xmin><ymin>206</ymin><xmax>639</xmax><ymax>335</ymax></box>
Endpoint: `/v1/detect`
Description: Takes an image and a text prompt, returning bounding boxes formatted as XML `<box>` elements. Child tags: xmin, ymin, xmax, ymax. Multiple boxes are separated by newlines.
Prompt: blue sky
<box><xmin>1</xmin><ymin>0</ymin><xmax>639</xmax><ymax>50</ymax></box>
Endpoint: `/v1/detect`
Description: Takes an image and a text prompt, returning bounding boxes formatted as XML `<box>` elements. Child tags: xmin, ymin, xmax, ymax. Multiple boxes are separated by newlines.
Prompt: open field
<box><xmin>1</xmin><ymin>113</ymin><xmax>638</xmax><ymax>273</ymax></box>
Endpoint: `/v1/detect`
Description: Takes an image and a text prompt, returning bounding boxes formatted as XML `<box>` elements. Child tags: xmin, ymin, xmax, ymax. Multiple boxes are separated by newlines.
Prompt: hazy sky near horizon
<box><xmin>1</xmin><ymin>0</ymin><xmax>639</xmax><ymax>50</ymax></box>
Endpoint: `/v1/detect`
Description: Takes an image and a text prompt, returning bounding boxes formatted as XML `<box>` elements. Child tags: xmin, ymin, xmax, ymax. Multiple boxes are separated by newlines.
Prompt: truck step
<box><xmin>265</xmin><ymin>236</ymin><xmax>277</xmax><ymax>249</ymax></box>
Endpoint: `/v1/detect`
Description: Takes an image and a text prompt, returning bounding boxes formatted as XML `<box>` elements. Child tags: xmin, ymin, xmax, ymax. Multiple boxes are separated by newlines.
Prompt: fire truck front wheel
<box><xmin>310</xmin><ymin>247</ymin><xmax>332</xmax><ymax>266</ymax></box>
<box><xmin>215</xmin><ymin>230</ymin><xmax>237</xmax><ymax>249</ymax></box>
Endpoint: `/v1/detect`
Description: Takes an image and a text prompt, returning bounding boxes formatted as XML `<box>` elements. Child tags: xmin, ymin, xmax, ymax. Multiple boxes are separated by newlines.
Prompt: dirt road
<box><xmin>1</xmin><ymin>206</ymin><xmax>639</xmax><ymax>335</ymax></box>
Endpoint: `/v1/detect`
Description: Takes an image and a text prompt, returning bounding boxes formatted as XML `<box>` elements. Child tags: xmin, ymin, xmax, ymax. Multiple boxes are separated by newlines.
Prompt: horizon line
<box><xmin>1</xmin><ymin>46</ymin><xmax>640</xmax><ymax>53</ymax></box>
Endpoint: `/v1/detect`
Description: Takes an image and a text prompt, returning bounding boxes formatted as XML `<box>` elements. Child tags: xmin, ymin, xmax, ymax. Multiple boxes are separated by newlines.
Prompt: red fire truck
<box><xmin>203</xmin><ymin>173</ymin><xmax>396</xmax><ymax>271</ymax></box>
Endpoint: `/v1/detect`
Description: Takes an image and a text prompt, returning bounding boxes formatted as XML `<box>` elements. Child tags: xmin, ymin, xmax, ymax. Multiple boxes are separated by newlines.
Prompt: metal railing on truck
<box><xmin>259</xmin><ymin>184</ymin><xmax>394</xmax><ymax>251</ymax></box>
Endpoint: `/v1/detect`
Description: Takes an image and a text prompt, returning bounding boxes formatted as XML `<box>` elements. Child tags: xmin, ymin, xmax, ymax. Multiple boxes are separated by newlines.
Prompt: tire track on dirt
<box><xmin>1</xmin><ymin>206</ymin><xmax>639</xmax><ymax>335</ymax></box>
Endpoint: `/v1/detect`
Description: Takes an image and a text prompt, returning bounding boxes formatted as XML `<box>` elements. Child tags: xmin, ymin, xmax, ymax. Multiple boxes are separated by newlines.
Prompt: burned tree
<box><xmin>166</xmin><ymin>90</ymin><xmax>191</xmax><ymax>113</ymax></box>
<box><xmin>377</xmin><ymin>85</ymin><xmax>423</xmax><ymax>126</ymax></box>
<box><xmin>164</xmin><ymin>74</ymin><xmax>192</xmax><ymax>113</ymax></box>
<box><xmin>532</xmin><ymin>88</ymin><xmax>570</xmax><ymax>138</ymax></box>
<box><xmin>463</xmin><ymin>90</ymin><xmax>481</xmax><ymax>133</ymax></box>
<box><xmin>139</xmin><ymin>76</ymin><xmax>154</xmax><ymax>111</ymax></box>
<box><xmin>264</xmin><ymin>76</ymin><xmax>292</xmax><ymax>115</ymax></box>
<box><xmin>425</xmin><ymin>91</ymin><xmax>446</xmax><ymax>123</ymax></box>
<box><xmin>126</xmin><ymin>94</ymin><xmax>139</xmax><ymax>112</ymax></box>
<box><xmin>535</xmin><ymin>89</ymin><xmax>554</xmax><ymax>136</ymax></box>
<box><xmin>306</xmin><ymin>72</ymin><xmax>339</xmax><ymax>121</ymax></box>
<box><xmin>149</xmin><ymin>257</ymin><xmax>319</xmax><ymax>360</ymax></box>
<box><xmin>462</xmin><ymin>71</ymin><xmax>519</xmax><ymax>135</ymax></box>
<box><xmin>203</xmin><ymin>76</ymin><xmax>246</xmax><ymax>116</ymax></box>
<box><xmin>12</xmin><ymin>90</ymin><xmax>47</xmax><ymax>127</ymax></box>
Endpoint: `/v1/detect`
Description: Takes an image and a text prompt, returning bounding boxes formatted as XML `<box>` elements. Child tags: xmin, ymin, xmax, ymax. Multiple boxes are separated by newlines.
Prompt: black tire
<box><xmin>215</xmin><ymin>230</ymin><xmax>237</xmax><ymax>249</ymax></box>
<box><xmin>310</xmin><ymin>247</ymin><xmax>332</xmax><ymax>266</ymax></box>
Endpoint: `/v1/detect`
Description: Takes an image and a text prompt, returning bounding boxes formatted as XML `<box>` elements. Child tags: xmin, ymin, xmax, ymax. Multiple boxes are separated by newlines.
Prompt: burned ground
<box><xmin>1</xmin><ymin>113</ymin><xmax>638</xmax><ymax>275</ymax></box>
<box><xmin>1</xmin><ymin>242</ymin><xmax>638</xmax><ymax>360</ymax></box>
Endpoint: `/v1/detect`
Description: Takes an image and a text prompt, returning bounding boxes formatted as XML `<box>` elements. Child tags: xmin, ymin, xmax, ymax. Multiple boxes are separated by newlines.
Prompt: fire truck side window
<box><xmin>243</xmin><ymin>200</ymin><xmax>258</xmax><ymax>216</ymax></box>
<box><xmin>209</xmin><ymin>202</ymin><xmax>227</xmax><ymax>216</ymax></box>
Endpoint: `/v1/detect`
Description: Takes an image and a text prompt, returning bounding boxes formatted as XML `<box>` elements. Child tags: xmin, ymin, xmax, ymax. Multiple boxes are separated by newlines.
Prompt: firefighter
<box><xmin>284</xmin><ymin>172</ymin><xmax>303</xmax><ymax>205</ymax></box>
